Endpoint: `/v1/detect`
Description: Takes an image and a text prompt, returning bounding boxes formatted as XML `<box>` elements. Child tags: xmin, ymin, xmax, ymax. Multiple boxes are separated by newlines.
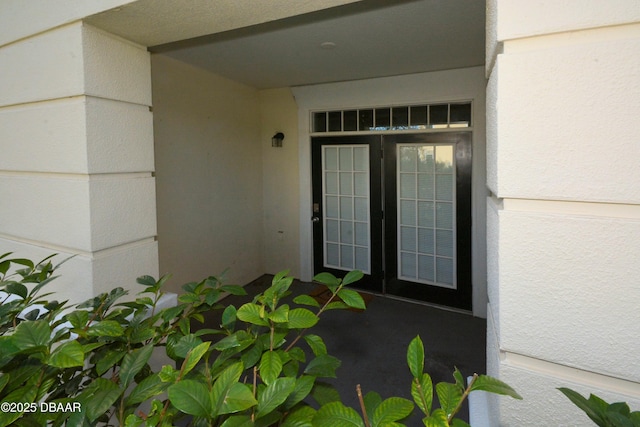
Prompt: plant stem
<box><xmin>447</xmin><ymin>373</ymin><xmax>478</xmax><ymax>423</ymax></box>
<box><xmin>356</xmin><ymin>384</ymin><xmax>371</xmax><ymax>427</ymax></box>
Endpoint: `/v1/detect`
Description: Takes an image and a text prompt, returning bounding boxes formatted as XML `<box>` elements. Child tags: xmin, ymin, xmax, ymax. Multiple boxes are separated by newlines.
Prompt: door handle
<box><xmin>312</xmin><ymin>216</ymin><xmax>320</xmax><ymax>223</ymax></box>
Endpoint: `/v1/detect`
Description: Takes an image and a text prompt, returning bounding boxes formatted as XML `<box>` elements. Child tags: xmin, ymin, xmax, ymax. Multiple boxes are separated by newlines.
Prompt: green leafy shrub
<box><xmin>559</xmin><ymin>388</ymin><xmax>640</xmax><ymax>427</ymax></box>
<box><xmin>0</xmin><ymin>252</ymin><xmax>521</xmax><ymax>426</ymax></box>
<box><xmin>314</xmin><ymin>334</ymin><xmax>522</xmax><ymax>427</ymax></box>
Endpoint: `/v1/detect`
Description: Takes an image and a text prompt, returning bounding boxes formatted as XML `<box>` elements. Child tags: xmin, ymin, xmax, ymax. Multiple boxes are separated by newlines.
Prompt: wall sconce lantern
<box><xmin>271</xmin><ymin>132</ymin><xmax>284</xmax><ymax>148</ymax></box>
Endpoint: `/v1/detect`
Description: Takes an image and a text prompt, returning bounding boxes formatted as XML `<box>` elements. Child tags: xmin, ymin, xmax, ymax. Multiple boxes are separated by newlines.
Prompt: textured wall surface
<box><xmin>487</xmin><ymin>0</ymin><xmax>640</xmax><ymax>424</ymax></box>
<box><xmin>151</xmin><ymin>55</ymin><xmax>263</xmax><ymax>292</ymax></box>
<box><xmin>0</xmin><ymin>21</ymin><xmax>158</xmax><ymax>303</ymax></box>
<box><xmin>260</xmin><ymin>88</ymin><xmax>301</xmax><ymax>277</ymax></box>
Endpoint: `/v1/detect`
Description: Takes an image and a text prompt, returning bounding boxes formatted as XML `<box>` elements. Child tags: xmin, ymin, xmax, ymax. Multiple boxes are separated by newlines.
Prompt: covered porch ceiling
<box><xmin>86</xmin><ymin>0</ymin><xmax>485</xmax><ymax>89</ymax></box>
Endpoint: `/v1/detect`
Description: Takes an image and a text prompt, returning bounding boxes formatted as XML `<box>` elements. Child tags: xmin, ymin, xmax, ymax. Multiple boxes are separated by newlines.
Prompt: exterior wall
<box><xmin>151</xmin><ymin>55</ymin><xmax>264</xmax><ymax>292</ymax></box>
<box><xmin>0</xmin><ymin>21</ymin><xmax>157</xmax><ymax>304</ymax></box>
<box><xmin>292</xmin><ymin>66</ymin><xmax>488</xmax><ymax>317</ymax></box>
<box><xmin>486</xmin><ymin>1</ymin><xmax>640</xmax><ymax>425</ymax></box>
<box><xmin>259</xmin><ymin>89</ymin><xmax>301</xmax><ymax>277</ymax></box>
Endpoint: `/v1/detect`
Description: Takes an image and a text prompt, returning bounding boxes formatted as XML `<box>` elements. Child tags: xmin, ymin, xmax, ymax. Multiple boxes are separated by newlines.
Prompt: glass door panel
<box><xmin>397</xmin><ymin>144</ymin><xmax>456</xmax><ymax>289</ymax></box>
<box><xmin>322</xmin><ymin>145</ymin><xmax>370</xmax><ymax>273</ymax></box>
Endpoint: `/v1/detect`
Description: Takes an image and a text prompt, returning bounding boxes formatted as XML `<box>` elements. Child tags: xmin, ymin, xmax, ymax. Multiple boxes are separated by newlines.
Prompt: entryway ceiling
<box><xmin>90</xmin><ymin>0</ymin><xmax>485</xmax><ymax>89</ymax></box>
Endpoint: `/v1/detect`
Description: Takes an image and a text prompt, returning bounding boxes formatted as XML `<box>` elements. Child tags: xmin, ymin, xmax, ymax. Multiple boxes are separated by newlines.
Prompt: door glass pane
<box><xmin>397</xmin><ymin>143</ymin><xmax>456</xmax><ymax>289</ymax></box>
<box><xmin>322</xmin><ymin>145</ymin><xmax>370</xmax><ymax>274</ymax></box>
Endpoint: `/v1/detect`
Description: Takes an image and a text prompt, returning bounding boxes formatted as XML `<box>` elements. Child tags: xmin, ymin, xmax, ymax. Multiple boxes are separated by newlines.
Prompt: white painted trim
<box><xmin>502</xmin><ymin>198</ymin><xmax>640</xmax><ymax>219</ymax></box>
<box><xmin>501</xmin><ymin>351</ymin><xmax>640</xmax><ymax>398</ymax></box>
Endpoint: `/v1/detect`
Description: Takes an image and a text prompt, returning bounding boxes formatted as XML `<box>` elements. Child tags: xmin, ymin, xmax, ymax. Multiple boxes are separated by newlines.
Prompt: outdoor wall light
<box><xmin>272</xmin><ymin>132</ymin><xmax>285</xmax><ymax>147</ymax></box>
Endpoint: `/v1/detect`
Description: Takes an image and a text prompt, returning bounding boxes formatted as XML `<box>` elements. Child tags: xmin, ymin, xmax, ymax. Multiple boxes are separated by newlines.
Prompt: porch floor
<box><xmin>201</xmin><ymin>275</ymin><xmax>487</xmax><ymax>424</ymax></box>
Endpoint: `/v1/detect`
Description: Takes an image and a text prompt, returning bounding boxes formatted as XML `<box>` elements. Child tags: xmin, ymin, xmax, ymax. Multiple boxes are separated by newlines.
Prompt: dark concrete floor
<box><xmin>200</xmin><ymin>275</ymin><xmax>486</xmax><ymax>424</ymax></box>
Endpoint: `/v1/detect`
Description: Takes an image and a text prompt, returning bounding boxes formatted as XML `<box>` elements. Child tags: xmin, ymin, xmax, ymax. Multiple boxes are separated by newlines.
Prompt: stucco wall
<box><xmin>259</xmin><ymin>89</ymin><xmax>301</xmax><ymax>277</ymax></box>
<box><xmin>292</xmin><ymin>66</ymin><xmax>488</xmax><ymax>317</ymax></box>
<box><xmin>0</xmin><ymin>21</ymin><xmax>157</xmax><ymax>304</ymax></box>
<box><xmin>486</xmin><ymin>1</ymin><xmax>640</xmax><ymax>424</ymax></box>
<box><xmin>151</xmin><ymin>55</ymin><xmax>264</xmax><ymax>292</ymax></box>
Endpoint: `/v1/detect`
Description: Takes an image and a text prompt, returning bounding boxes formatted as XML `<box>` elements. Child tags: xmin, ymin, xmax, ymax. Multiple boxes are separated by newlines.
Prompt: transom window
<box><xmin>312</xmin><ymin>102</ymin><xmax>471</xmax><ymax>133</ymax></box>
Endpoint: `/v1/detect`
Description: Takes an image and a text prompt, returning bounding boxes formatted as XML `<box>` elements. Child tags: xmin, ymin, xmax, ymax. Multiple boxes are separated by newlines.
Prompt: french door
<box><xmin>311</xmin><ymin>132</ymin><xmax>472</xmax><ymax>310</ymax></box>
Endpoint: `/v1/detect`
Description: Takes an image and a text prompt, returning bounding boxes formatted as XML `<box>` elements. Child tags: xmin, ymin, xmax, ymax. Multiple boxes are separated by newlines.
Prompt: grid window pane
<box><xmin>340</xmin><ymin>221</ymin><xmax>353</xmax><ymax>244</ymax></box>
<box><xmin>397</xmin><ymin>143</ymin><xmax>456</xmax><ymax>288</ymax></box>
<box><xmin>340</xmin><ymin>172</ymin><xmax>353</xmax><ymax>195</ymax></box>
<box><xmin>359</xmin><ymin>109</ymin><xmax>373</xmax><ymax>130</ymax></box>
<box><xmin>430</xmin><ymin>104</ymin><xmax>448</xmax><ymax>125</ymax></box>
<box><xmin>325</xmin><ymin>172</ymin><xmax>338</xmax><ymax>194</ymax></box>
<box><xmin>322</xmin><ymin>145</ymin><xmax>370</xmax><ymax>274</ymax></box>
<box><xmin>375</xmin><ymin>108</ymin><xmax>390</xmax><ymax>129</ymax></box>
<box><xmin>313</xmin><ymin>112</ymin><xmax>327</xmax><ymax>132</ymax></box>
<box><xmin>326</xmin><ymin>196</ymin><xmax>339</xmax><ymax>218</ymax></box>
<box><xmin>401</xmin><ymin>252</ymin><xmax>416</xmax><ymax>278</ymax></box>
<box><xmin>344</xmin><ymin>110</ymin><xmax>358</xmax><ymax>131</ymax></box>
<box><xmin>392</xmin><ymin>106</ymin><xmax>409</xmax><ymax>129</ymax></box>
<box><xmin>326</xmin><ymin>219</ymin><xmax>339</xmax><ymax>242</ymax></box>
<box><xmin>328</xmin><ymin>111</ymin><xmax>342</xmax><ymax>131</ymax></box>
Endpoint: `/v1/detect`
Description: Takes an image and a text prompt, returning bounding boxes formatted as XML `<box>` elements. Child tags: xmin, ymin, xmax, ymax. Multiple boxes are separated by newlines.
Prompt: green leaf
<box><xmin>0</xmin><ymin>374</ymin><xmax>9</xmax><ymax>394</ymax></box>
<box><xmin>342</xmin><ymin>270</ymin><xmax>364</xmax><ymax>286</ymax></box>
<box><xmin>407</xmin><ymin>335</ymin><xmax>425</xmax><ymax>378</ymax></box>
<box><xmin>96</xmin><ymin>348</ymin><xmax>127</xmax><ymax>375</ymax></box>
<box><xmin>311</xmin><ymin>381</ymin><xmax>341</xmax><ymax>406</ymax></box>
<box><xmin>48</xmin><ymin>340</ymin><xmax>84</xmax><ymax>368</ymax></box>
<box><xmin>472</xmin><ymin>375</ymin><xmax>522</xmax><ymax>399</ymax></box>
<box><xmin>220</xmin><ymin>415</ymin><xmax>254</xmax><ymax>427</ymax></box>
<box><xmin>411</xmin><ymin>373</ymin><xmax>433</xmax><ymax>415</ymax></box>
<box><xmin>221</xmin><ymin>305</ymin><xmax>237</xmax><ymax>328</ymax></box>
<box><xmin>423</xmin><ymin>409</ymin><xmax>449</xmax><ymax>427</ymax></box>
<box><xmin>372</xmin><ymin>397</ymin><xmax>414</xmax><ymax>426</ymax></box>
<box><xmin>86</xmin><ymin>320</ymin><xmax>124</xmax><ymax>337</ymax></box>
<box><xmin>293</xmin><ymin>294</ymin><xmax>320</xmax><ymax>307</ymax></box>
<box><xmin>83</xmin><ymin>378</ymin><xmax>122</xmax><ymax>422</ymax></box>
<box><xmin>0</xmin><ymin>382</ymin><xmax>38</xmax><ymax>426</ymax></box>
<box><xmin>66</xmin><ymin>310</ymin><xmax>89</xmax><ymax>329</ymax></box>
<box><xmin>288</xmin><ymin>308</ymin><xmax>319</xmax><ymax>329</ymax></box>
<box><xmin>119</xmin><ymin>344</ymin><xmax>154</xmax><ymax>389</ymax></box>
<box><xmin>451</xmin><ymin>418</ymin><xmax>472</xmax><ymax>427</ymax></box>
<box><xmin>125</xmin><ymin>374</ymin><xmax>169</xmax><ymax>405</ymax></box>
<box><xmin>284</xmin><ymin>375</ymin><xmax>316</xmax><ymax>409</ymax></box>
<box><xmin>337</xmin><ymin>288</ymin><xmax>366</xmax><ymax>310</ymax></box>
<box><xmin>181</xmin><ymin>341</ymin><xmax>210</xmax><ymax>376</ymax></box>
<box><xmin>236</xmin><ymin>303</ymin><xmax>269</xmax><ymax>326</ymax></box>
<box><xmin>453</xmin><ymin>368</ymin><xmax>465</xmax><ymax>390</ymax></box>
<box><xmin>607</xmin><ymin>411</ymin><xmax>635</xmax><ymax>427</ymax></box>
<box><xmin>312</xmin><ymin>401</ymin><xmax>365</xmax><ymax>427</ymax></box>
<box><xmin>304</xmin><ymin>354</ymin><xmax>341</xmax><ymax>378</ymax></box>
<box><xmin>558</xmin><ymin>388</ymin><xmax>606</xmax><ymax>425</ymax></box>
<box><xmin>221</xmin><ymin>285</ymin><xmax>247</xmax><ymax>296</ymax></box>
<box><xmin>313</xmin><ymin>272</ymin><xmax>341</xmax><ymax>289</ymax></box>
<box><xmin>5</xmin><ymin>282</ymin><xmax>28</xmax><ymax>299</ymax></box>
<box><xmin>257</xmin><ymin>377</ymin><xmax>296</xmax><ymax>418</ymax></box>
<box><xmin>260</xmin><ymin>351</ymin><xmax>283</xmax><ymax>385</ymax></box>
<box><xmin>211</xmin><ymin>362</ymin><xmax>245</xmax><ymax>413</ymax></box>
<box><xmin>436</xmin><ymin>382</ymin><xmax>462</xmax><ymax>417</ymax></box>
<box><xmin>304</xmin><ymin>334</ymin><xmax>327</xmax><ymax>356</ymax></box>
<box><xmin>269</xmin><ymin>304</ymin><xmax>290</xmax><ymax>323</ymax></box>
<box><xmin>281</xmin><ymin>405</ymin><xmax>316</xmax><ymax>427</ymax></box>
<box><xmin>173</xmin><ymin>334</ymin><xmax>203</xmax><ymax>358</ymax></box>
<box><xmin>168</xmin><ymin>379</ymin><xmax>213</xmax><ymax>417</ymax></box>
<box><xmin>159</xmin><ymin>364</ymin><xmax>180</xmax><ymax>383</ymax></box>
<box><xmin>136</xmin><ymin>275</ymin><xmax>157</xmax><ymax>287</ymax></box>
<box><xmin>13</xmin><ymin>320</ymin><xmax>51</xmax><ymax>351</ymax></box>
<box><xmin>219</xmin><ymin>383</ymin><xmax>258</xmax><ymax>415</ymax></box>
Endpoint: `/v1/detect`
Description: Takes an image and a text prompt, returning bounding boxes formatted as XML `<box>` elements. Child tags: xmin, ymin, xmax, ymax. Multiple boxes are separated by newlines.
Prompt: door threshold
<box><xmin>359</xmin><ymin>289</ymin><xmax>474</xmax><ymax>316</ymax></box>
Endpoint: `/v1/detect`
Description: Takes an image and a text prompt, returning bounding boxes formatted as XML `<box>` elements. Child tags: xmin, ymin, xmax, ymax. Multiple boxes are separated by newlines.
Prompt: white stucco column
<box><xmin>0</xmin><ymin>21</ymin><xmax>158</xmax><ymax>304</ymax></box>
<box><xmin>486</xmin><ymin>0</ymin><xmax>640</xmax><ymax>425</ymax></box>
